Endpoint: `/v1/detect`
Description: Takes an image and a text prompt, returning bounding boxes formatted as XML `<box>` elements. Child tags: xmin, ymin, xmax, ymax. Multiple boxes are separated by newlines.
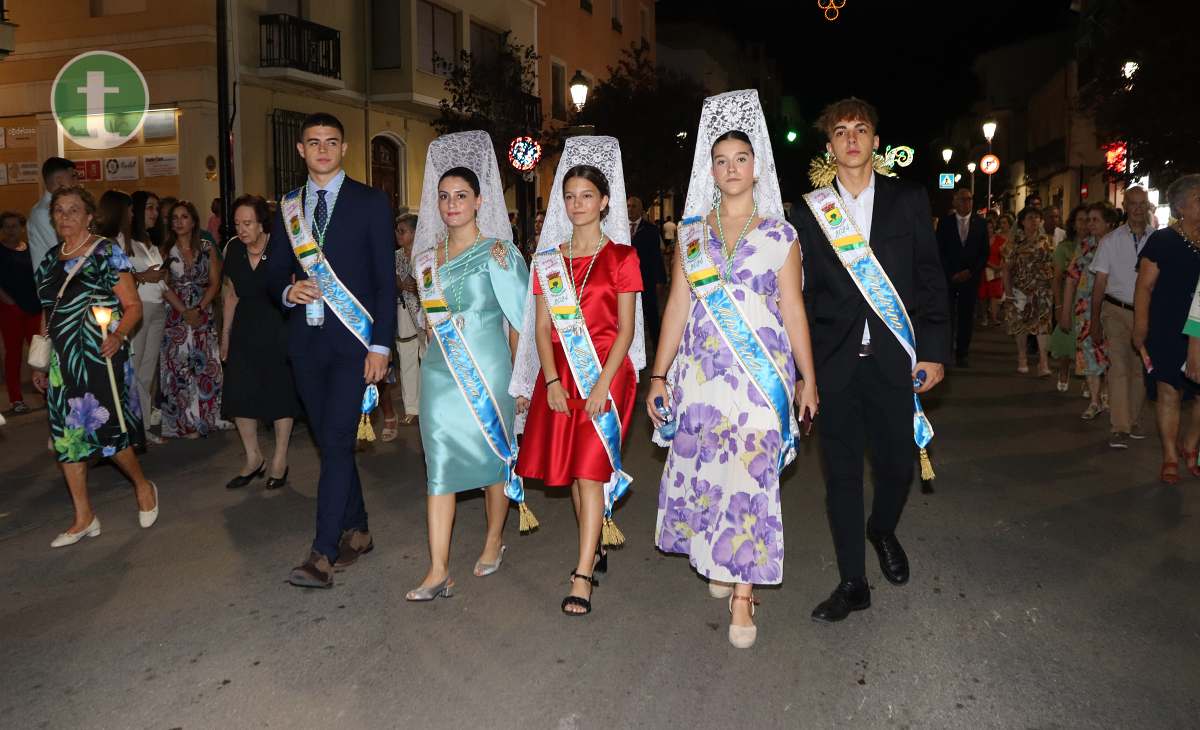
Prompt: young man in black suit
<box><xmin>797</xmin><ymin>98</ymin><xmax>950</xmax><ymax>622</ymax></box>
<box><xmin>627</xmin><ymin>195</ymin><xmax>667</xmax><ymax>345</ymax></box>
<box><xmin>265</xmin><ymin>112</ymin><xmax>396</xmax><ymax>588</ymax></box>
<box><xmin>936</xmin><ymin>186</ymin><xmax>990</xmax><ymax>367</ymax></box>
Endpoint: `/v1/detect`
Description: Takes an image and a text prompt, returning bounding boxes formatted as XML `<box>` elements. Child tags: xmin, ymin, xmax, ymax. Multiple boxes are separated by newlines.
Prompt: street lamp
<box><xmin>982</xmin><ymin>120</ymin><xmax>998</xmax><ymax>211</ymax></box>
<box><xmin>569</xmin><ymin>70</ymin><xmax>590</xmax><ymax>112</ymax></box>
<box><xmin>942</xmin><ymin>147</ymin><xmax>953</xmax><ymax>165</ymax></box>
<box><xmin>967</xmin><ymin>161</ymin><xmax>977</xmax><ymax>198</ymax></box>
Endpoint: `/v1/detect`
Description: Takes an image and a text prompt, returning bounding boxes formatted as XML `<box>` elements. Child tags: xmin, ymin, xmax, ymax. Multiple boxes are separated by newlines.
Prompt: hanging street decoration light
<box><xmin>508</xmin><ymin>135</ymin><xmax>542</xmax><ymax>173</ymax></box>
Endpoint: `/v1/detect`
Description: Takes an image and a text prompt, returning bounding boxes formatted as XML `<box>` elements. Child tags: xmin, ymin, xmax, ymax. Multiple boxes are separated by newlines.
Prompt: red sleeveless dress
<box><xmin>516</xmin><ymin>244</ymin><xmax>643</xmax><ymax>486</ymax></box>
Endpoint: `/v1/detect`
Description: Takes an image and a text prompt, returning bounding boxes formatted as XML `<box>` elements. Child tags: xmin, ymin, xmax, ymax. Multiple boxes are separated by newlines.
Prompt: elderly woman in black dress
<box><xmin>220</xmin><ymin>195</ymin><xmax>299</xmax><ymax>489</ymax></box>
<box><xmin>1134</xmin><ymin>175</ymin><xmax>1200</xmax><ymax>484</ymax></box>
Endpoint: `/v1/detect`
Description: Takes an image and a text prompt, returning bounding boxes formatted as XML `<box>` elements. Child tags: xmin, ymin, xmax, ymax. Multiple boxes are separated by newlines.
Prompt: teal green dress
<box><xmin>419</xmin><ymin>239</ymin><xmax>529</xmax><ymax>494</ymax></box>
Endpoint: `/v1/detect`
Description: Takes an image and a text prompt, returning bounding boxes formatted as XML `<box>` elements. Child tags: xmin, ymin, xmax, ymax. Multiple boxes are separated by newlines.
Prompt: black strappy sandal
<box><xmin>594</xmin><ymin>547</ymin><xmax>608</xmax><ymax>575</ymax></box>
<box><xmin>561</xmin><ymin>570</ymin><xmax>597</xmax><ymax>616</ymax></box>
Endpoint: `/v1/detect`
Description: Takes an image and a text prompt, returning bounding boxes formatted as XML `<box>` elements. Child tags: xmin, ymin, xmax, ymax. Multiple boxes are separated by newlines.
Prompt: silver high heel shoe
<box><xmin>473</xmin><ymin>545</ymin><xmax>507</xmax><ymax>577</ymax></box>
<box><xmin>50</xmin><ymin>516</ymin><xmax>101</xmax><ymax>548</ymax></box>
<box><xmin>405</xmin><ymin>576</ymin><xmax>454</xmax><ymax>602</ymax></box>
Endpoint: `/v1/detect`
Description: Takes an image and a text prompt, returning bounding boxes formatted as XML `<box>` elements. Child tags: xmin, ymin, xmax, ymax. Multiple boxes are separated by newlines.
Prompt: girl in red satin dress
<box><xmin>515</xmin><ymin>164</ymin><xmax>642</xmax><ymax>616</ymax></box>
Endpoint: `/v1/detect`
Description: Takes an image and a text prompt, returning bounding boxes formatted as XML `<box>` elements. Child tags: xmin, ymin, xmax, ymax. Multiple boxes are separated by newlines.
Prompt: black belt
<box><xmin>1104</xmin><ymin>295</ymin><xmax>1134</xmax><ymax>311</ymax></box>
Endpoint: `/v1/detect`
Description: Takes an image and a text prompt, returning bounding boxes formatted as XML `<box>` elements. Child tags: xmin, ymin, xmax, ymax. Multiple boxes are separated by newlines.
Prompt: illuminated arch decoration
<box><xmin>817</xmin><ymin>0</ymin><xmax>846</xmax><ymax>21</ymax></box>
<box><xmin>508</xmin><ymin>136</ymin><xmax>542</xmax><ymax>172</ymax></box>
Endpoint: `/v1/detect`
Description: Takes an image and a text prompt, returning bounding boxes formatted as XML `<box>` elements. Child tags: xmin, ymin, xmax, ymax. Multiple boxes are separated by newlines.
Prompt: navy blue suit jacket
<box><xmin>936</xmin><ymin>213</ymin><xmax>989</xmax><ymax>285</ymax></box>
<box><xmin>265</xmin><ymin>176</ymin><xmax>397</xmax><ymax>359</ymax></box>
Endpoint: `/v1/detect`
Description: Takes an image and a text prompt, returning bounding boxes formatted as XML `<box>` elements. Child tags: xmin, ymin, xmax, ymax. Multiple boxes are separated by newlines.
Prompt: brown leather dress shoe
<box><xmin>333</xmin><ymin>530</ymin><xmax>374</xmax><ymax>570</ymax></box>
<box><xmin>288</xmin><ymin>551</ymin><xmax>334</xmax><ymax>588</ymax></box>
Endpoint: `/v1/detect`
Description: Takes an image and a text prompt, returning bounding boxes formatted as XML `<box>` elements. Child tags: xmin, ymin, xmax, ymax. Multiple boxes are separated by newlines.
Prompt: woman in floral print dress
<box><xmin>647</xmin><ymin>90</ymin><xmax>818</xmax><ymax>649</ymax></box>
<box><xmin>32</xmin><ymin>187</ymin><xmax>159</xmax><ymax>548</ymax></box>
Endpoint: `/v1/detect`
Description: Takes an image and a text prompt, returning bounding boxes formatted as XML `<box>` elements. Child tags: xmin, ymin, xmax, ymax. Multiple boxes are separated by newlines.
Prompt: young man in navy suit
<box><xmin>797</xmin><ymin>98</ymin><xmax>949</xmax><ymax>622</ymax></box>
<box><xmin>936</xmin><ymin>186</ymin><xmax>989</xmax><ymax>367</ymax></box>
<box><xmin>265</xmin><ymin>112</ymin><xmax>396</xmax><ymax>588</ymax></box>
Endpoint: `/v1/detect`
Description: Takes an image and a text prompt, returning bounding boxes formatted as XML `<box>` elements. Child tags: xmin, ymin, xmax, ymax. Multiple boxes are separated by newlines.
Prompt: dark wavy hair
<box><xmin>1064</xmin><ymin>204</ymin><xmax>1089</xmax><ymax>241</ymax></box>
<box><xmin>231</xmin><ymin>194</ymin><xmax>271</xmax><ymax>226</ymax></box>
<box><xmin>562</xmin><ymin>164</ymin><xmax>610</xmax><ymax>219</ymax></box>
<box><xmin>439</xmin><ymin>166</ymin><xmax>480</xmax><ymax>196</ymax></box>
<box><xmin>1016</xmin><ymin>206</ymin><xmax>1043</xmax><ymax>229</ymax></box>
<box><xmin>131</xmin><ymin>190</ymin><xmax>162</xmax><ymax>247</ymax></box>
<box><xmin>164</xmin><ymin>199</ymin><xmax>204</xmax><ymax>252</ymax></box>
<box><xmin>711</xmin><ymin>129</ymin><xmax>754</xmax><ymax>157</ymax></box>
<box><xmin>96</xmin><ymin>189</ymin><xmax>133</xmax><ymax>240</ymax></box>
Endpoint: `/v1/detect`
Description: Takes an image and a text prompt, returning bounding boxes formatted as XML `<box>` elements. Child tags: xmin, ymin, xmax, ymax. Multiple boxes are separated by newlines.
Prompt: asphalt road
<box><xmin>2</xmin><ymin>327</ymin><xmax>1197</xmax><ymax>729</ymax></box>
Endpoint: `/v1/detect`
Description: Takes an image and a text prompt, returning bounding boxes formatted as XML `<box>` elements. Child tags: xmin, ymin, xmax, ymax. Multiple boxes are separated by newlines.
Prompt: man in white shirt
<box><xmin>1090</xmin><ymin>187</ymin><xmax>1152</xmax><ymax>448</ymax></box>
<box><xmin>661</xmin><ymin>216</ymin><xmax>676</xmax><ymax>248</ymax></box>
<box><xmin>1044</xmin><ymin>206</ymin><xmax>1067</xmax><ymax>245</ymax></box>
<box><xmin>26</xmin><ymin>157</ymin><xmax>77</xmax><ymax>270</ymax></box>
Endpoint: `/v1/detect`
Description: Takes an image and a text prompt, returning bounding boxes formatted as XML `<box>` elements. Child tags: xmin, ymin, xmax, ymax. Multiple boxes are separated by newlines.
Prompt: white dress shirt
<box><xmin>836</xmin><ymin>173</ymin><xmax>876</xmax><ymax>348</ymax></box>
<box><xmin>122</xmin><ymin>233</ymin><xmax>167</xmax><ymax>304</ymax></box>
<box><xmin>956</xmin><ymin>213</ymin><xmax>971</xmax><ymax>243</ymax></box>
<box><xmin>1089</xmin><ymin>222</ymin><xmax>1153</xmax><ymax>305</ymax></box>
<box><xmin>27</xmin><ymin>191</ymin><xmax>57</xmax><ymax>271</ymax></box>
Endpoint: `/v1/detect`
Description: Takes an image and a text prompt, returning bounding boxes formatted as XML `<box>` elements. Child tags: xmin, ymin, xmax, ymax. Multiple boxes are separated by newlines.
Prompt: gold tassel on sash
<box><xmin>919</xmin><ymin>448</ymin><xmax>935</xmax><ymax>481</ymax></box>
<box><xmin>519</xmin><ymin>502</ymin><xmax>539</xmax><ymax>533</ymax></box>
<box><xmin>357</xmin><ymin>413</ymin><xmax>376</xmax><ymax>442</ymax></box>
<box><xmin>601</xmin><ymin>516</ymin><xmax>625</xmax><ymax>547</ymax></box>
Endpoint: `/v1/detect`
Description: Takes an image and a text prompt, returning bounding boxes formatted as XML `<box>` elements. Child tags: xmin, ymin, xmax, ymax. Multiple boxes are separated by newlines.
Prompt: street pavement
<box><xmin>2</xmin><ymin>326</ymin><xmax>1198</xmax><ymax>729</ymax></box>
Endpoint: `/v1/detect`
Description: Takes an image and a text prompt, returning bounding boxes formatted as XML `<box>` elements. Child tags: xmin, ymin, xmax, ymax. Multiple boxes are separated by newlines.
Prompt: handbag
<box><xmin>28</xmin><ymin>239</ymin><xmax>102</xmax><ymax>371</ymax></box>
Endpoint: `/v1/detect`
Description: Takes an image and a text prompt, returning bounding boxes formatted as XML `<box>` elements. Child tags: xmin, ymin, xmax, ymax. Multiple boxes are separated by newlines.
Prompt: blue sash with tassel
<box><xmin>534</xmin><ymin>249</ymin><xmax>631</xmax><ymax>516</ymax></box>
<box><xmin>414</xmin><ymin>248</ymin><xmax>525</xmax><ymax>503</ymax></box>
<box><xmin>802</xmin><ymin>187</ymin><xmax>936</xmax><ymax>475</ymax></box>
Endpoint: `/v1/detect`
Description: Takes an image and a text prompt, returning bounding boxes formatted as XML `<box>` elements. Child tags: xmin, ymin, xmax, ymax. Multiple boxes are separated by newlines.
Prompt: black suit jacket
<box><xmin>798</xmin><ymin>174</ymin><xmax>951</xmax><ymax>391</ymax></box>
<box><xmin>936</xmin><ymin>213</ymin><xmax>989</xmax><ymax>285</ymax></box>
<box><xmin>265</xmin><ymin>176</ymin><xmax>397</xmax><ymax>358</ymax></box>
<box><xmin>631</xmin><ymin>219</ymin><xmax>666</xmax><ymax>287</ymax></box>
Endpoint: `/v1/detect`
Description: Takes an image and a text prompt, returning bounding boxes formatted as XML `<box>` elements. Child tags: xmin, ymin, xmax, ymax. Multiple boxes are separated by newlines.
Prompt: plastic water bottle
<box><xmin>305</xmin><ymin>293</ymin><xmax>324</xmax><ymax>327</ymax></box>
<box><xmin>654</xmin><ymin>396</ymin><xmax>676</xmax><ymax>441</ymax></box>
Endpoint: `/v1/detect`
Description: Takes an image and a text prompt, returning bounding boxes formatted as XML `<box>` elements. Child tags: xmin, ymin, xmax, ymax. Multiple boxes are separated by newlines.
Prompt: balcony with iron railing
<box><xmin>258</xmin><ymin>14</ymin><xmax>343</xmax><ymax>89</ymax></box>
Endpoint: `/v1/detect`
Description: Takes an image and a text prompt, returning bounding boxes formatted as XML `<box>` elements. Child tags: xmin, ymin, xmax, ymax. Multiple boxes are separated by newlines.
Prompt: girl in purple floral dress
<box><xmin>647</xmin><ymin>90</ymin><xmax>818</xmax><ymax>649</ymax></box>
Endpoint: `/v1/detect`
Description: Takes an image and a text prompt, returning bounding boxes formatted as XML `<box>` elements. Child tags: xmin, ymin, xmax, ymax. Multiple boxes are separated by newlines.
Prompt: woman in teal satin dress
<box><xmin>407</xmin><ymin>165</ymin><xmax>529</xmax><ymax>601</ymax></box>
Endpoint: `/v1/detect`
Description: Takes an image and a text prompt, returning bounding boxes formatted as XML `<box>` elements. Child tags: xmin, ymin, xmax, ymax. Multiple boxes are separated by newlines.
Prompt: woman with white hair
<box><xmin>1135</xmin><ymin>174</ymin><xmax>1200</xmax><ymax>484</ymax></box>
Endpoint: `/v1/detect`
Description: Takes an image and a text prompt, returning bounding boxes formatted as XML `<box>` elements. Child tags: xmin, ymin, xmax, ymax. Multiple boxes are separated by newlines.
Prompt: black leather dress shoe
<box><xmin>265</xmin><ymin>467</ymin><xmax>289</xmax><ymax>490</ymax></box>
<box><xmin>867</xmin><ymin>528</ymin><xmax>910</xmax><ymax>585</ymax></box>
<box><xmin>811</xmin><ymin>579</ymin><xmax>871</xmax><ymax>623</ymax></box>
<box><xmin>225</xmin><ymin>461</ymin><xmax>265</xmax><ymax>489</ymax></box>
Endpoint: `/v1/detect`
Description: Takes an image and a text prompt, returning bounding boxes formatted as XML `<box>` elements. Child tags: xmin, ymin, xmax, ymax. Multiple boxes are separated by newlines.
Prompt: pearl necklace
<box><xmin>61</xmin><ymin>231</ymin><xmax>93</xmax><ymax>258</ymax></box>
<box><xmin>567</xmin><ymin>231</ymin><xmax>607</xmax><ymax>301</ymax></box>
<box><xmin>714</xmin><ymin>200</ymin><xmax>757</xmax><ymax>280</ymax></box>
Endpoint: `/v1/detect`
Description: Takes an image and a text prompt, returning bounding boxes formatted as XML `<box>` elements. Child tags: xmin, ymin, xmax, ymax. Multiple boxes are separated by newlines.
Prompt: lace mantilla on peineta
<box><xmin>682</xmin><ymin>89</ymin><xmax>784</xmax><ymax>222</ymax></box>
<box><xmin>413</xmin><ymin>130</ymin><xmax>513</xmax><ymax>257</ymax></box>
<box><xmin>509</xmin><ymin>135</ymin><xmax>646</xmax><ymax>424</ymax></box>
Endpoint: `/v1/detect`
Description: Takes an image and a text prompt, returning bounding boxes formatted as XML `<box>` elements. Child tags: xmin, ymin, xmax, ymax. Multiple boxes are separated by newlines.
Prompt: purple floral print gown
<box><xmin>655</xmin><ymin>218</ymin><xmax>799</xmax><ymax>585</ymax></box>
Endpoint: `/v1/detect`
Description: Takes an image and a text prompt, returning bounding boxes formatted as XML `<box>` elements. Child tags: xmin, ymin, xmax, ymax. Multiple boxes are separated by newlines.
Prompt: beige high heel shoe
<box><xmin>728</xmin><ymin>593</ymin><xmax>760</xmax><ymax>649</ymax></box>
<box><xmin>708</xmin><ymin>579</ymin><xmax>734</xmax><ymax>599</ymax></box>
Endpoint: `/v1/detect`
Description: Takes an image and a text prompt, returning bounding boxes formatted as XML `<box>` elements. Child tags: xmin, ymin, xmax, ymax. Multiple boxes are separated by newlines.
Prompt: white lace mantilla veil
<box><xmin>509</xmin><ymin>135</ymin><xmax>647</xmax><ymax>428</ymax></box>
<box><xmin>682</xmin><ymin>88</ymin><xmax>784</xmax><ymax>222</ymax></box>
<box><xmin>412</xmin><ymin>130</ymin><xmax>513</xmax><ymax>257</ymax></box>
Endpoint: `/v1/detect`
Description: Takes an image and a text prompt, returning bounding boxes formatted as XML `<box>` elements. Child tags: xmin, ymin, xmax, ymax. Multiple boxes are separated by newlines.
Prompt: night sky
<box><xmin>657</xmin><ymin>0</ymin><xmax>1079</xmax><ymax>198</ymax></box>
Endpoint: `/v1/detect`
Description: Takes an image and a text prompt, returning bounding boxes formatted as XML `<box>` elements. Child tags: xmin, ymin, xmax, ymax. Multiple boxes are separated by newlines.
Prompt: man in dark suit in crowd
<box><xmin>797</xmin><ymin>97</ymin><xmax>950</xmax><ymax>623</ymax></box>
<box><xmin>936</xmin><ymin>187</ymin><xmax>989</xmax><ymax>367</ymax></box>
<box><xmin>266</xmin><ymin>112</ymin><xmax>396</xmax><ymax>589</ymax></box>
<box><xmin>628</xmin><ymin>195</ymin><xmax>666</xmax><ymax>345</ymax></box>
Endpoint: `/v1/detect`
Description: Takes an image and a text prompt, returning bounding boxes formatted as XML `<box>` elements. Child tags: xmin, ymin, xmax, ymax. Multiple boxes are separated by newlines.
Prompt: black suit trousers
<box><xmin>816</xmin><ymin>355</ymin><xmax>914</xmax><ymax>582</ymax></box>
<box><xmin>948</xmin><ymin>281</ymin><xmax>977</xmax><ymax>360</ymax></box>
<box><xmin>291</xmin><ymin>341</ymin><xmax>370</xmax><ymax>561</ymax></box>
